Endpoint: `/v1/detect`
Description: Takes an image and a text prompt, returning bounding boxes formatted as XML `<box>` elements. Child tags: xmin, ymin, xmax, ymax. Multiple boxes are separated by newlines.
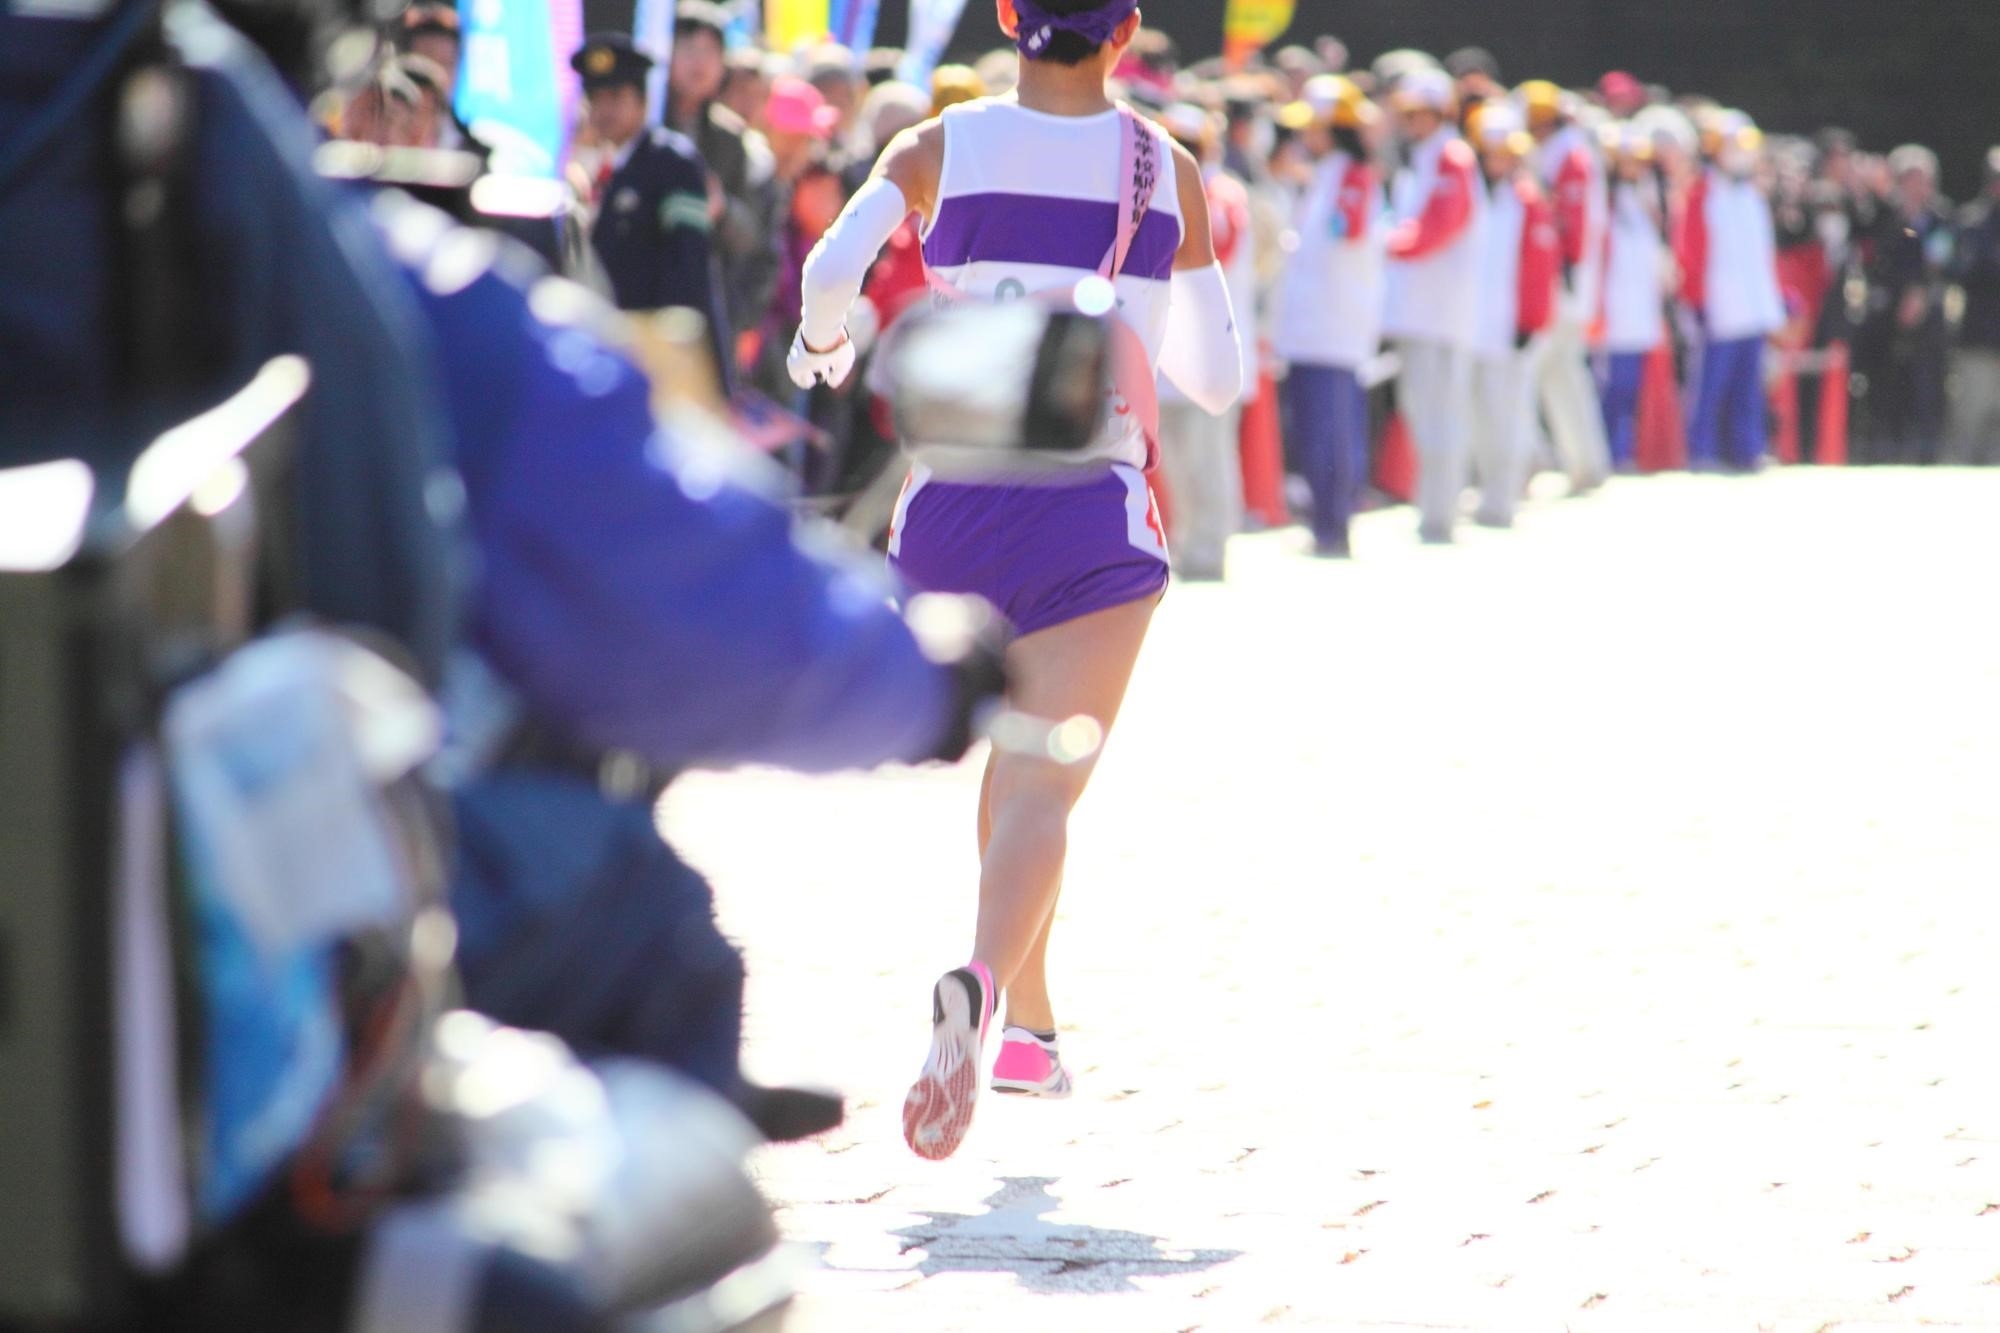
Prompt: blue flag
<box><xmin>724</xmin><ymin>0</ymin><xmax>762</xmax><ymax>47</ymax></box>
<box><xmin>632</xmin><ymin>0</ymin><xmax>676</xmax><ymax>125</ymax></box>
<box><xmin>896</xmin><ymin>0</ymin><xmax>969</xmax><ymax>86</ymax></box>
<box><xmin>456</xmin><ymin>0</ymin><xmax>565</xmax><ymax>177</ymax></box>
<box><xmin>829</xmin><ymin>0</ymin><xmax>881</xmax><ymax>51</ymax></box>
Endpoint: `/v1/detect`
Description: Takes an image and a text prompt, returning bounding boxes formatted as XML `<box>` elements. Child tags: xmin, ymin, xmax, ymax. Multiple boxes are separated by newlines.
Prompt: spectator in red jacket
<box><xmin>1519</xmin><ymin>79</ymin><xmax>1612</xmax><ymax>492</ymax></box>
<box><xmin>1383</xmin><ymin>64</ymin><xmax>1486</xmax><ymax>543</ymax></box>
<box><xmin>1467</xmin><ymin>102</ymin><xmax>1559</xmax><ymax>527</ymax></box>
<box><xmin>1677</xmin><ymin>110</ymin><xmax>1786</xmax><ymax>470</ymax></box>
<box><xmin>1154</xmin><ymin>102</ymin><xmax>1254</xmax><ymax>580</ymax></box>
<box><xmin>1600</xmin><ymin>122</ymin><xmax>1672</xmax><ymax>471</ymax></box>
<box><xmin>1273</xmin><ymin>75</ymin><xmax>1385</xmax><ymax>558</ymax></box>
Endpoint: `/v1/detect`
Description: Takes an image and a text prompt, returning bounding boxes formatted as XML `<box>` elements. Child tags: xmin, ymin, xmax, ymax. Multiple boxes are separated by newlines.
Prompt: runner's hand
<box><xmin>787</xmin><ymin>328</ymin><xmax>856</xmax><ymax>389</ymax></box>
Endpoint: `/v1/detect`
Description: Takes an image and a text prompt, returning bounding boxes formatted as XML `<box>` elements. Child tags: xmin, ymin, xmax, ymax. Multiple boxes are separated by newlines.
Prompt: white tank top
<box><xmin>921</xmin><ymin>96</ymin><xmax>1184</xmax><ymax>467</ymax></box>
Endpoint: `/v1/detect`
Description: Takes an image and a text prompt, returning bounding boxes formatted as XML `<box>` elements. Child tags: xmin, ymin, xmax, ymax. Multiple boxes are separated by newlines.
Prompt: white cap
<box><xmin>1473</xmin><ymin>101</ymin><xmax>1525</xmax><ymax>148</ymax></box>
<box><xmin>1634</xmin><ymin>103</ymin><xmax>1695</xmax><ymax>154</ymax></box>
<box><xmin>1160</xmin><ymin>102</ymin><xmax>1211</xmax><ymax>144</ymax></box>
<box><xmin>1393</xmin><ymin>66</ymin><xmax>1455</xmax><ymax>114</ymax></box>
<box><xmin>1297</xmin><ymin>74</ymin><xmax>1344</xmax><ymax>121</ymax></box>
<box><xmin>1374</xmin><ymin>48</ymin><xmax>1440</xmax><ymax>85</ymax></box>
<box><xmin>1887</xmin><ymin>143</ymin><xmax>1939</xmax><ymax>181</ymax></box>
<box><xmin>1718</xmin><ymin>109</ymin><xmax>1756</xmax><ymax>138</ymax></box>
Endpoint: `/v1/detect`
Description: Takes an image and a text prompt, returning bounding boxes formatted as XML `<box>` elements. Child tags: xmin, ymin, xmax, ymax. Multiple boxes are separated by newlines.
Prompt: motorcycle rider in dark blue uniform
<box><xmin>1</xmin><ymin>0</ymin><xmax>998</xmax><ymax>1140</ymax></box>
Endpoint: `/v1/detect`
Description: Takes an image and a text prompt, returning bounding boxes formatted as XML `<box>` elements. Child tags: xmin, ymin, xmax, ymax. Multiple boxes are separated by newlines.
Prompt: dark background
<box><xmin>582</xmin><ymin>0</ymin><xmax>1999</xmax><ymax>196</ymax></box>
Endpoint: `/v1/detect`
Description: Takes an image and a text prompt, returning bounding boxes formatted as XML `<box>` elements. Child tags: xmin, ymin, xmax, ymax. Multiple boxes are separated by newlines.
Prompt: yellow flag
<box><xmin>766</xmin><ymin>0</ymin><xmax>829</xmax><ymax>53</ymax></box>
<box><xmin>1222</xmin><ymin>0</ymin><xmax>1294</xmax><ymax>68</ymax></box>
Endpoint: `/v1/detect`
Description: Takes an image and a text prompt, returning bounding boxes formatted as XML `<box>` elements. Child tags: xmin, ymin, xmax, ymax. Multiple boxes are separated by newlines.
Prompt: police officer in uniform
<box><xmin>571</xmin><ymin>33</ymin><xmax>733</xmax><ymax>380</ymax></box>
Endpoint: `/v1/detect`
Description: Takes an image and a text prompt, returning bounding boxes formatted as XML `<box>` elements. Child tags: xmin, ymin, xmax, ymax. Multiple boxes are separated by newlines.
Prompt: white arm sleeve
<box><xmin>1157</xmin><ymin>262</ymin><xmax>1246</xmax><ymax>416</ymax></box>
<box><xmin>799</xmin><ymin>177</ymin><xmax>912</xmax><ymax>349</ymax></box>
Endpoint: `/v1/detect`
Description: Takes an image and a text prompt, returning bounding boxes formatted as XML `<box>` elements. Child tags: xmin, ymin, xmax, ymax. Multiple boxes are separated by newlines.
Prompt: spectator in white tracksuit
<box><xmin>1598</xmin><ymin>124</ymin><xmax>1671</xmax><ymax>471</ymax></box>
<box><xmin>1677</xmin><ymin>110</ymin><xmax>1786</xmax><ymax>470</ymax></box>
<box><xmin>1383</xmin><ymin>65</ymin><xmax>1485</xmax><ymax>543</ymax></box>
<box><xmin>1519</xmin><ymin>79</ymin><xmax>1613</xmax><ymax>493</ymax></box>
<box><xmin>1273</xmin><ymin>75</ymin><xmax>1386</xmax><ymax>557</ymax></box>
<box><xmin>1156</xmin><ymin>102</ymin><xmax>1256</xmax><ymax>580</ymax></box>
<box><xmin>1467</xmin><ymin>104</ymin><xmax>1560</xmax><ymax>528</ymax></box>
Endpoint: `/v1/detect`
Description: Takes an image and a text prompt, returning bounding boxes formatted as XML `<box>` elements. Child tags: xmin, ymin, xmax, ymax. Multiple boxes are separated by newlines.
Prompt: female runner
<box><xmin>788</xmin><ymin>0</ymin><xmax>1244</xmax><ymax>1160</ymax></box>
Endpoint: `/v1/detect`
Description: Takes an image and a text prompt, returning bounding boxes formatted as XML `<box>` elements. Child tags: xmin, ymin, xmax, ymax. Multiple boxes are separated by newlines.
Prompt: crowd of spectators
<box><xmin>324</xmin><ymin>10</ymin><xmax>2000</xmax><ymax>568</ymax></box>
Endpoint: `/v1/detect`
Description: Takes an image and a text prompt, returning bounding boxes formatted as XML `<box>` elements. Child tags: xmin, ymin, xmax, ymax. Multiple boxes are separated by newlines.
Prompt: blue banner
<box><xmin>829</xmin><ymin>0</ymin><xmax>881</xmax><ymax>51</ymax></box>
<box><xmin>456</xmin><ymin>0</ymin><xmax>564</xmax><ymax>177</ymax></box>
<box><xmin>895</xmin><ymin>0</ymin><xmax>968</xmax><ymax>86</ymax></box>
<box><xmin>550</xmin><ymin>0</ymin><xmax>584</xmax><ymax>142</ymax></box>
<box><xmin>723</xmin><ymin>0</ymin><xmax>762</xmax><ymax>50</ymax></box>
<box><xmin>632</xmin><ymin>0</ymin><xmax>675</xmax><ymax>125</ymax></box>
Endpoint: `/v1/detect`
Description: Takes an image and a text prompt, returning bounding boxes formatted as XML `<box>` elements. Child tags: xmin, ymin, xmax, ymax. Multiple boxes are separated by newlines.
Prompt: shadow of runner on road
<box><xmin>894</xmin><ymin>1177</ymin><xmax>1240</xmax><ymax>1294</ymax></box>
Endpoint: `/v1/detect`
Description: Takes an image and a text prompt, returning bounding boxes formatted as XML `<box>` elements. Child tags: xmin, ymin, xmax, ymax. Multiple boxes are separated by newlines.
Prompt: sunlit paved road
<box><xmin>663</xmin><ymin>468</ymin><xmax>2000</xmax><ymax>1332</ymax></box>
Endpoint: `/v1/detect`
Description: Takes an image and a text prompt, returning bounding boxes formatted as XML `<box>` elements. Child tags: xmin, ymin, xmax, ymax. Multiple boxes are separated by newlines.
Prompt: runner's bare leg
<box><xmin>980</xmin><ymin>749</ymin><xmax>1061</xmax><ymax>1033</ymax></box>
<box><xmin>1003</xmin><ymin>892</ymin><xmax>1062</xmax><ymax>1032</ymax></box>
<box><xmin>972</xmin><ymin>596</ymin><xmax>1154</xmax><ymax>1012</ymax></box>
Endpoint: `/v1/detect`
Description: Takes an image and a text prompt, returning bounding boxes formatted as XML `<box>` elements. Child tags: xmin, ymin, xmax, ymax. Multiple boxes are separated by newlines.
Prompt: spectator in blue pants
<box><xmin>1686</xmin><ymin>334</ymin><xmax>1768</xmax><ymax>469</ymax></box>
<box><xmin>1599</xmin><ymin>124</ymin><xmax>1670</xmax><ymax>472</ymax></box>
<box><xmin>1600</xmin><ymin>351</ymin><xmax>1646</xmax><ymax>469</ymax></box>
<box><xmin>1285</xmin><ymin>365</ymin><xmax>1371</xmax><ymax>552</ymax></box>
<box><xmin>1272</xmin><ymin>76</ymin><xmax>1385</xmax><ymax>555</ymax></box>
<box><xmin>1676</xmin><ymin>111</ymin><xmax>1785</xmax><ymax>471</ymax></box>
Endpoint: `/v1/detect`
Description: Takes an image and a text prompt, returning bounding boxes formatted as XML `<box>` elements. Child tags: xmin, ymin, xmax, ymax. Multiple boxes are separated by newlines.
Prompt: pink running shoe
<box><xmin>990</xmin><ymin>1027</ymin><xmax>1073</xmax><ymax>1098</ymax></box>
<box><xmin>902</xmin><ymin>963</ymin><xmax>995</xmax><ymax>1160</ymax></box>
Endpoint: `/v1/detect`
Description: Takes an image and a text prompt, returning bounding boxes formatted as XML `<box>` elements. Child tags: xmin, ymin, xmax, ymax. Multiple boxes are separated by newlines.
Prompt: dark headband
<box><xmin>1013</xmin><ymin>0</ymin><xmax>1138</xmax><ymax>59</ymax></box>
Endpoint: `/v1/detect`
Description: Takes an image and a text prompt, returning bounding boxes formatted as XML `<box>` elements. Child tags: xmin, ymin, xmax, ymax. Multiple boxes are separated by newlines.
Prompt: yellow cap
<box><xmin>1516</xmin><ymin>78</ymin><xmax>1563</xmax><ymax>126</ymax></box>
<box><xmin>1698</xmin><ymin>109</ymin><xmax>1760</xmax><ymax>157</ymax></box>
<box><xmin>1470</xmin><ymin>101</ymin><xmax>1532</xmax><ymax>157</ymax></box>
<box><xmin>1330</xmin><ymin>77</ymin><xmax>1379</xmax><ymax>129</ymax></box>
<box><xmin>1695</xmin><ymin>108</ymin><xmax>1728</xmax><ymax>152</ymax></box>
<box><xmin>1603</xmin><ymin>121</ymin><xmax>1656</xmax><ymax>161</ymax></box>
<box><xmin>929</xmin><ymin>64</ymin><xmax>985</xmax><ymax>113</ymax></box>
<box><xmin>1278</xmin><ymin>75</ymin><xmax>1377</xmax><ymax>132</ymax></box>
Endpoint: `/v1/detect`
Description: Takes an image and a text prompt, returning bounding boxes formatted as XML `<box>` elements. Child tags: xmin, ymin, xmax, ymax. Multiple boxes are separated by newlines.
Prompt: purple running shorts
<box><xmin>887</xmin><ymin>462</ymin><xmax>1170</xmax><ymax>637</ymax></box>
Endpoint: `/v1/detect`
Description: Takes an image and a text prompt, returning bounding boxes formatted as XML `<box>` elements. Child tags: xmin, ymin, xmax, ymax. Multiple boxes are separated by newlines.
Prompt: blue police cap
<box><xmin>571</xmin><ymin>33</ymin><xmax>655</xmax><ymax>92</ymax></box>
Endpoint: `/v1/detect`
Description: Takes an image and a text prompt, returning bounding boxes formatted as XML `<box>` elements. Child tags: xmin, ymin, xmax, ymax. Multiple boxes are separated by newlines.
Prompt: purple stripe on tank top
<box><xmin>923</xmin><ymin>193</ymin><xmax>1180</xmax><ymax>280</ymax></box>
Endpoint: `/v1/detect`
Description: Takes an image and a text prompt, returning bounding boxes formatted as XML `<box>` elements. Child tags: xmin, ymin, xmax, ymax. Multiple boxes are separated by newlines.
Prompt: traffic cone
<box><xmin>1634</xmin><ymin>342</ymin><xmax>1687</xmax><ymax>472</ymax></box>
<box><xmin>1373</xmin><ymin>411</ymin><xmax>1417</xmax><ymax>503</ymax></box>
<box><xmin>1237</xmin><ymin>363</ymin><xmax>1289</xmax><ymax>528</ymax></box>
<box><xmin>1815</xmin><ymin>341</ymin><xmax>1850</xmax><ymax>466</ymax></box>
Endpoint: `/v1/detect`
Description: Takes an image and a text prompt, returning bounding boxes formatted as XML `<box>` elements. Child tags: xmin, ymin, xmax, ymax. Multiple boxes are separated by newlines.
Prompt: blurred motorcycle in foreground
<box><xmin>0</xmin><ymin>289</ymin><xmax>1114</xmax><ymax>1331</ymax></box>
